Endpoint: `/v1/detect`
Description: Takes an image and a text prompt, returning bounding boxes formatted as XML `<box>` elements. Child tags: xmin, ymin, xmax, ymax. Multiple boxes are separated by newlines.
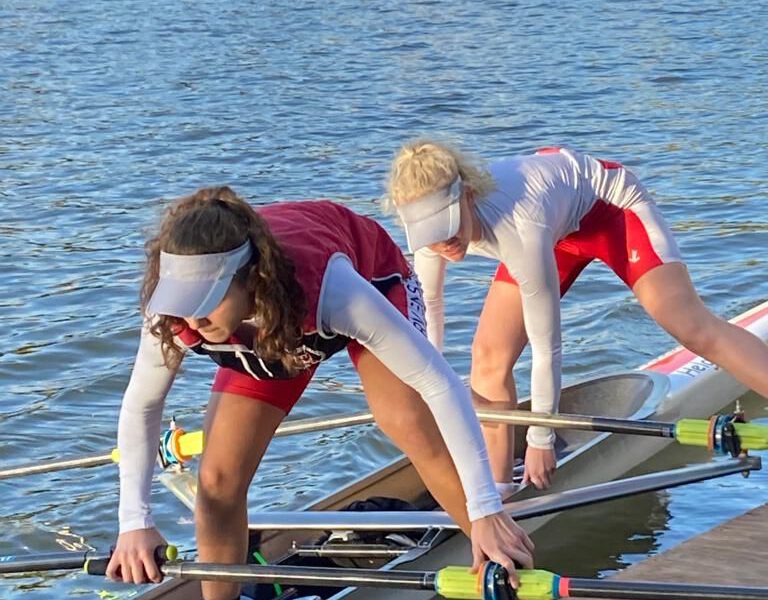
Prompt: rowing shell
<box><xmin>137</xmin><ymin>300</ymin><xmax>768</xmax><ymax>600</ymax></box>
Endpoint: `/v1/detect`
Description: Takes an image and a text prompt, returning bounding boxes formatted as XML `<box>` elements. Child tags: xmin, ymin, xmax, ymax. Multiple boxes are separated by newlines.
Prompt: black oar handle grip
<box><xmin>85</xmin><ymin>544</ymin><xmax>178</xmax><ymax>576</ymax></box>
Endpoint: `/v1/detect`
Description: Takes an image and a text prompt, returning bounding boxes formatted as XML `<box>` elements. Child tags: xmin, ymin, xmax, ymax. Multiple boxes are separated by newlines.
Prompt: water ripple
<box><xmin>1</xmin><ymin>0</ymin><xmax>767</xmax><ymax>597</ymax></box>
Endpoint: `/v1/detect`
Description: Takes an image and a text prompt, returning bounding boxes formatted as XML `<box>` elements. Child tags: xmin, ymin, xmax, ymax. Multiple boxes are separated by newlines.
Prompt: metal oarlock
<box><xmin>708</xmin><ymin>413</ymin><xmax>746</xmax><ymax>458</ymax></box>
<box><xmin>482</xmin><ymin>563</ymin><xmax>515</xmax><ymax>600</ymax></box>
<box><xmin>433</xmin><ymin>563</ymin><xmax>518</xmax><ymax>599</ymax></box>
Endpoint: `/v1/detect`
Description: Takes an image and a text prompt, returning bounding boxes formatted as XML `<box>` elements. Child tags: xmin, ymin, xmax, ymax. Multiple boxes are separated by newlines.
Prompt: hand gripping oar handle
<box><xmin>118</xmin><ymin>559</ymin><xmax>768</xmax><ymax>600</ymax></box>
<box><xmin>84</xmin><ymin>544</ymin><xmax>178</xmax><ymax>576</ymax></box>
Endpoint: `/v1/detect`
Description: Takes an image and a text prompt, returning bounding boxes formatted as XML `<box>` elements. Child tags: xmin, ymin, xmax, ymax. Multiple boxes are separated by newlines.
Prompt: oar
<box><xmin>0</xmin><ymin>410</ymin><xmax>377</xmax><ymax>480</ymax></box>
<box><xmin>0</xmin><ymin>411</ymin><xmax>353</xmax><ymax>480</ymax></box>
<box><xmin>83</xmin><ymin>560</ymin><xmax>768</xmax><ymax>600</ymax></box>
<box><xmin>240</xmin><ymin>455</ymin><xmax>761</xmax><ymax>531</ymax></box>
<box><xmin>0</xmin><ymin>429</ymin><xmax>204</xmax><ymax>480</ymax></box>
<box><xmin>271</xmin><ymin>407</ymin><xmax>768</xmax><ymax>454</ymax></box>
<box><xmin>478</xmin><ymin>409</ymin><xmax>768</xmax><ymax>457</ymax></box>
<box><xmin>0</xmin><ymin>545</ymin><xmax>177</xmax><ymax>575</ymax></box>
<box><xmin>3</xmin><ymin>408</ymin><xmax>766</xmax><ymax>480</ymax></box>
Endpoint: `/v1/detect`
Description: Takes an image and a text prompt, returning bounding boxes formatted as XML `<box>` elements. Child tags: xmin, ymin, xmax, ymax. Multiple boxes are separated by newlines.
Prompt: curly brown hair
<box><xmin>140</xmin><ymin>186</ymin><xmax>307</xmax><ymax>375</ymax></box>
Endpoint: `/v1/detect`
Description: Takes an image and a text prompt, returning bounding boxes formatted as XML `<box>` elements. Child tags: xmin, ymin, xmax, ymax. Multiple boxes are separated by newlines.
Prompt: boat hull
<box><xmin>137</xmin><ymin>301</ymin><xmax>768</xmax><ymax>600</ymax></box>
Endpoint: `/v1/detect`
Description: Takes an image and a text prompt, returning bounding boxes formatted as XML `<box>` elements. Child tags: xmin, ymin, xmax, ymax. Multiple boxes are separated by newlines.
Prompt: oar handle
<box><xmin>85</xmin><ymin>544</ymin><xmax>178</xmax><ymax>576</ymax></box>
<box><xmin>675</xmin><ymin>418</ymin><xmax>768</xmax><ymax>454</ymax></box>
<box><xmin>436</xmin><ymin>565</ymin><xmax>556</xmax><ymax>599</ymax></box>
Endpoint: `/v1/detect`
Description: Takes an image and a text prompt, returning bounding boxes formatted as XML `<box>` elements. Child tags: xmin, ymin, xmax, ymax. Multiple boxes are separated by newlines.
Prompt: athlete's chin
<box><xmin>200</xmin><ymin>329</ymin><xmax>230</xmax><ymax>343</ymax></box>
<box><xmin>442</xmin><ymin>249</ymin><xmax>468</xmax><ymax>262</ymax></box>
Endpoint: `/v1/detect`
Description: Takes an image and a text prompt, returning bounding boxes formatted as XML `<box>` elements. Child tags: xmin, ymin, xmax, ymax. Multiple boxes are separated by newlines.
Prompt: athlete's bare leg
<box><xmin>196</xmin><ymin>393</ymin><xmax>286</xmax><ymax>600</ymax></box>
<box><xmin>355</xmin><ymin>347</ymin><xmax>472</xmax><ymax>531</ymax></box>
<box><xmin>470</xmin><ymin>280</ymin><xmax>529</xmax><ymax>483</ymax></box>
<box><xmin>634</xmin><ymin>262</ymin><xmax>768</xmax><ymax>398</ymax></box>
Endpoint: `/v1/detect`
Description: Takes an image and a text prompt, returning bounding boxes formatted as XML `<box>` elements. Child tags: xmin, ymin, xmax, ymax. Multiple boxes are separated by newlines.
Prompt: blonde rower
<box><xmin>387</xmin><ymin>140</ymin><xmax>768</xmax><ymax>493</ymax></box>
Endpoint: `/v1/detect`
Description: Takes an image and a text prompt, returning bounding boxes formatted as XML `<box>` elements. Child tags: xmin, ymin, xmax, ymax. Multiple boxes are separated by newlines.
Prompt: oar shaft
<box><xmin>0</xmin><ymin>545</ymin><xmax>177</xmax><ymax>576</ymax></box>
<box><xmin>476</xmin><ymin>409</ymin><xmax>676</xmax><ymax>438</ymax></box>
<box><xmin>274</xmin><ymin>408</ymin><xmax>678</xmax><ymax>438</ymax></box>
<box><xmin>274</xmin><ymin>411</ymin><xmax>375</xmax><ymax>437</ymax></box>
<box><xmin>162</xmin><ymin>562</ymin><xmax>435</xmax><ymax>591</ymax></box>
<box><xmin>0</xmin><ymin>453</ymin><xmax>112</xmax><ymax>480</ymax></box>
<box><xmin>147</xmin><ymin>563</ymin><xmax>768</xmax><ymax>600</ymax></box>
<box><xmin>0</xmin><ymin>413</ymin><xmax>375</xmax><ymax>481</ymax></box>
<box><xmin>566</xmin><ymin>577</ymin><xmax>768</xmax><ymax>600</ymax></box>
<box><xmin>0</xmin><ymin>551</ymin><xmax>94</xmax><ymax>574</ymax></box>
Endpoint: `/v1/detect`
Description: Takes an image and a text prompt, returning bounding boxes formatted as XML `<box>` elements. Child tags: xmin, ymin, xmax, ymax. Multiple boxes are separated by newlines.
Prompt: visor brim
<box><xmin>403</xmin><ymin>201</ymin><xmax>461</xmax><ymax>252</ymax></box>
<box><xmin>147</xmin><ymin>276</ymin><xmax>232</xmax><ymax>318</ymax></box>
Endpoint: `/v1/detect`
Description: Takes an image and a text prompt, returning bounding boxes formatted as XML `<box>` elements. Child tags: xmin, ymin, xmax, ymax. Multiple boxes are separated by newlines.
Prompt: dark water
<box><xmin>1</xmin><ymin>1</ymin><xmax>767</xmax><ymax>597</ymax></box>
<box><xmin>535</xmin><ymin>392</ymin><xmax>768</xmax><ymax>576</ymax></box>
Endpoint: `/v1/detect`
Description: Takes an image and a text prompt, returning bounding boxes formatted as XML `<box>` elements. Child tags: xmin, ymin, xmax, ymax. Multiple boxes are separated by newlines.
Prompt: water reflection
<box><xmin>536</xmin><ymin>392</ymin><xmax>767</xmax><ymax>577</ymax></box>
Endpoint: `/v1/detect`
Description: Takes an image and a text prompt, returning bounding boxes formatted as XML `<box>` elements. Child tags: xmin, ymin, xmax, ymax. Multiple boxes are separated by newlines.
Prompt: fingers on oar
<box><xmin>501</xmin><ymin>560</ymin><xmax>520</xmax><ymax>588</ymax></box>
<box><xmin>474</xmin><ymin>545</ymin><xmax>533</xmax><ymax>587</ymax></box>
<box><xmin>493</xmin><ymin>555</ymin><xmax>521</xmax><ymax>588</ymax></box>
<box><xmin>142</xmin><ymin>551</ymin><xmax>162</xmax><ymax>583</ymax></box>
<box><xmin>522</xmin><ymin>531</ymin><xmax>536</xmax><ymax>554</ymax></box>
<box><xmin>469</xmin><ymin>548</ymin><xmax>483</xmax><ymax>574</ymax></box>
<box><xmin>103</xmin><ymin>549</ymin><xmax>162</xmax><ymax>584</ymax></box>
<box><xmin>127</xmin><ymin>557</ymin><xmax>150</xmax><ymax>584</ymax></box>
<box><xmin>105</xmin><ymin>554</ymin><xmax>121</xmax><ymax>581</ymax></box>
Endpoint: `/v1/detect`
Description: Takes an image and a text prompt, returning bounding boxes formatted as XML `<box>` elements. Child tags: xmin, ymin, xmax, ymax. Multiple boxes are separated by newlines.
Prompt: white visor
<box><xmin>396</xmin><ymin>177</ymin><xmax>463</xmax><ymax>252</ymax></box>
<box><xmin>147</xmin><ymin>240</ymin><xmax>253</xmax><ymax>318</ymax></box>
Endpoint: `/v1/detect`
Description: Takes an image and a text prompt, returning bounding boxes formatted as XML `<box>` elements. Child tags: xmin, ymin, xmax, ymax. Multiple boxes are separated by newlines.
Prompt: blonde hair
<box><xmin>385</xmin><ymin>138</ymin><xmax>496</xmax><ymax>210</ymax></box>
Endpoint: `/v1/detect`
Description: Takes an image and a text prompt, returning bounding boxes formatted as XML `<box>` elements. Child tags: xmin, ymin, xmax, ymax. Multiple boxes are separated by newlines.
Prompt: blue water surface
<box><xmin>1</xmin><ymin>1</ymin><xmax>766</xmax><ymax>597</ymax></box>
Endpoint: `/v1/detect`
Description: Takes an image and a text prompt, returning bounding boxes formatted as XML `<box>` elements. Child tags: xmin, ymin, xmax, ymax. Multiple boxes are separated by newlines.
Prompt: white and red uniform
<box><xmin>117</xmin><ymin>201</ymin><xmax>501</xmax><ymax>533</ymax></box>
<box><xmin>175</xmin><ymin>201</ymin><xmax>421</xmax><ymax>396</ymax></box>
<box><xmin>416</xmin><ymin>147</ymin><xmax>682</xmax><ymax>449</ymax></box>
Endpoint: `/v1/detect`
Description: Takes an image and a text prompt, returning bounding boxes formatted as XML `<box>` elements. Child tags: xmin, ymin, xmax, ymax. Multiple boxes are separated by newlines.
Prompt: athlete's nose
<box><xmin>439</xmin><ymin>237</ymin><xmax>461</xmax><ymax>252</ymax></box>
<box><xmin>185</xmin><ymin>317</ymin><xmax>210</xmax><ymax>330</ymax></box>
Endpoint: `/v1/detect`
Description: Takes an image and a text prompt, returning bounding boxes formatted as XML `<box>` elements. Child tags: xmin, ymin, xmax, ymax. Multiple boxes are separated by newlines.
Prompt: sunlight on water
<box><xmin>1</xmin><ymin>1</ymin><xmax>766</xmax><ymax>597</ymax></box>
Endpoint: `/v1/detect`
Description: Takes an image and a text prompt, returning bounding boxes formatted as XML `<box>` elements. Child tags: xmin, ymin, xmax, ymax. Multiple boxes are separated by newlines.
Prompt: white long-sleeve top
<box><xmin>415</xmin><ymin>147</ymin><xmax>652</xmax><ymax>449</ymax></box>
<box><xmin>117</xmin><ymin>255</ymin><xmax>502</xmax><ymax>533</ymax></box>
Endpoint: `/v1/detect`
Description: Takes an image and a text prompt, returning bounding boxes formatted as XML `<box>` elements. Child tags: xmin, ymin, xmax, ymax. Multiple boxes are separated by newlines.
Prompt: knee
<box><xmin>664</xmin><ymin>312</ymin><xmax>721</xmax><ymax>356</ymax></box>
<box><xmin>472</xmin><ymin>339</ymin><xmax>505</xmax><ymax>377</ymax></box>
<box><xmin>377</xmin><ymin>410</ymin><xmax>421</xmax><ymax>443</ymax></box>
<box><xmin>471</xmin><ymin>338</ymin><xmax>516</xmax><ymax>388</ymax></box>
<box><xmin>197</xmin><ymin>460</ymin><xmax>248</xmax><ymax>510</ymax></box>
<box><xmin>378</xmin><ymin>410</ymin><xmax>443</xmax><ymax>459</ymax></box>
<box><xmin>398</xmin><ymin>427</ymin><xmax>444</xmax><ymax>462</ymax></box>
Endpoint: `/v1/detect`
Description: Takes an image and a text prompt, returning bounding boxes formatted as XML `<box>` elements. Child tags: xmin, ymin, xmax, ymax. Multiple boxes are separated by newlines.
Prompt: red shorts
<box><xmin>494</xmin><ymin>200</ymin><xmax>682</xmax><ymax>294</ymax></box>
<box><xmin>211</xmin><ymin>273</ymin><xmax>426</xmax><ymax>413</ymax></box>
